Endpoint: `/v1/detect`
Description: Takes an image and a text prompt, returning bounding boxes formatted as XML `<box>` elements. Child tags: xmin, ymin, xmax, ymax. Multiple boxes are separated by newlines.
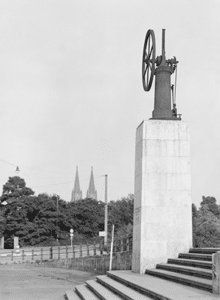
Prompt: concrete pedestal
<box><xmin>132</xmin><ymin>120</ymin><xmax>192</xmax><ymax>273</ymax></box>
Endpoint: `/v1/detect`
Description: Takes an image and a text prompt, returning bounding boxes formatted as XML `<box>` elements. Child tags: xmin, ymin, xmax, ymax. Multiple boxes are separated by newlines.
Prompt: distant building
<box><xmin>71</xmin><ymin>166</ymin><xmax>82</xmax><ymax>201</ymax></box>
<box><xmin>71</xmin><ymin>166</ymin><xmax>98</xmax><ymax>201</ymax></box>
<box><xmin>86</xmin><ymin>167</ymin><xmax>98</xmax><ymax>200</ymax></box>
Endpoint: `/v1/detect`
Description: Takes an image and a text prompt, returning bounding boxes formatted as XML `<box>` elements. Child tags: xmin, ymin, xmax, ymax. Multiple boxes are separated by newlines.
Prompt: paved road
<box><xmin>0</xmin><ymin>263</ymin><xmax>96</xmax><ymax>300</ymax></box>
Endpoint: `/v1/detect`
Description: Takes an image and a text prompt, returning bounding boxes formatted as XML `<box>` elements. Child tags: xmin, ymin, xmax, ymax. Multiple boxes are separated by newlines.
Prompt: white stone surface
<box><xmin>212</xmin><ymin>251</ymin><xmax>220</xmax><ymax>294</ymax></box>
<box><xmin>132</xmin><ymin>120</ymin><xmax>192</xmax><ymax>273</ymax></box>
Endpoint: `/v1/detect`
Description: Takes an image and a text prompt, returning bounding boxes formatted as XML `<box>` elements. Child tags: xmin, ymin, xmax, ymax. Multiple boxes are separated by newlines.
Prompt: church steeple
<box><xmin>86</xmin><ymin>167</ymin><xmax>97</xmax><ymax>200</ymax></box>
<box><xmin>71</xmin><ymin>166</ymin><xmax>82</xmax><ymax>201</ymax></box>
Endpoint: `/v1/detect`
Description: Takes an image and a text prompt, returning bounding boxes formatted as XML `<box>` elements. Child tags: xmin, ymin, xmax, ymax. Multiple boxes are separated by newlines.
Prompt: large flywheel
<box><xmin>142</xmin><ymin>29</ymin><xmax>156</xmax><ymax>91</ymax></box>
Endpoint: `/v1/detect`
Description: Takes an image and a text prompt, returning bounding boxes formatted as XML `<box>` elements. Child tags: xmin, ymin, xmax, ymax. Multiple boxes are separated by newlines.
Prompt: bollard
<box><xmin>87</xmin><ymin>243</ymin><xmax>89</xmax><ymax>256</ymax></box>
<box><xmin>72</xmin><ymin>245</ymin><xmax>75</xmax><ymax>259</ymax></box>
<box><xmin>22</xmin><ymin>250</ymin><xmax>24</xmax><ymax>262</ymax></box>
<box><xmin>212</xmin><ymin>251</ymin><xmax>220</xmax><ymax>294</ymax></box>
<box><xmin>66</xmin><ymin>246</ymin><xmax>68</xmax><ymax>259</ymax></box>
<box><xmin>32</xmin><ymin>249</ymin><xmax>34</xmax><ymax>261</ymax></box>
<box><xmin>58</xmin><ymin>246</ymin><xmax>60</xmax><ymax>260</ymax></box>
<box><xmin>11</xmin><ymin>250</ymin><xmax>13</xmax><ymax>261</ymax></box>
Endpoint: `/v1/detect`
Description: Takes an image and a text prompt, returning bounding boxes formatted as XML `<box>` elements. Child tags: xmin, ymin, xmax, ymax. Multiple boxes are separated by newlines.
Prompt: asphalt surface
<box><xmin>0</xmin><ymin>263</ymin><xmax>96</xmax><ymax>300</ymax></box>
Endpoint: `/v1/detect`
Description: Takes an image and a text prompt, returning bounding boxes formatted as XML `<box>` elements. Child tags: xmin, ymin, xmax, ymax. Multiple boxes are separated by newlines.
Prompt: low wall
<box><xmin>41</xmin><ymin>251</ymin><xmax>132</xmax><ymax>274</ymax></box>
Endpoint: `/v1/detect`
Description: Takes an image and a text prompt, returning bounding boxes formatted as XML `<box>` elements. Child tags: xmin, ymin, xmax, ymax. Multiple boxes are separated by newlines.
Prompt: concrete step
<box><xmin>96</xmin><ymin>274</ymin><xmax>153</xmax><ymax>299</ymax></box>
<box><xmin>179</xmin><ymin>253</ymin><xmax>212</xmax><ymax>261</ymax></box>
<box><xmin>145</xmin><ymin>268</ymin><xmax>212</xmax><ymax>292</ymax></box>
<box><xmin>156</xmin><ymin>263</ymin><xmax>212</xmax><ymax>279</ymax></box>
<box><xmin>168</xmin><ymin>258</ymin><xmax>212</xmax><ymax>269</ymax></box>
<box><xmin>107</xmin><ymin>270</ymin><xmax>218</xmax><ymax>299</ymax></box>
<box><xmin>75</xmin><ymin>284</ymin><xmax>100</xmax><ymax>300</ymax></box>
<box><xmin>86</xmin><ymin>279</ymin><xmax>123</xmax><ymax>299</ymax></box>
<box><xmin>189</xmin><ymin>248</ymin><xmax>220</xmax><ymax>254</ymax></box>
<box><xmin>64</xmin><ymin>289</ymin><xmax>81</xmax><ymax>300</ymax></box>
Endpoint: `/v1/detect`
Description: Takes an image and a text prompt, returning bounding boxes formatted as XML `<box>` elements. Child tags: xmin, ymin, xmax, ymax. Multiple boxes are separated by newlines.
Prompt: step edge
<box><xmin>76</xmin><ymin>283</ymin><xmax>99</xmax><ymax>300</ymax></box>
<box><xmin>145</xmin><ymin>269</ymin><xmax>212</xmax><ymax>291</ymax></box>
<box><xmin>86</xmin><ymin>280</ymin><xmax>112</xmax><ymax>299</ymax></box>
<box><xmin>96</xmin><ymin>276</ymin><xmax>154</xmax><ymax>300</ymax></box>
<box><xmin>157</xmin><ymin>263</ymin><xmax>212</xmax><ymax>273</ymax></box>
<box><xmin>106</xmin><ymin>272</ymin><xmax>172</xmax><ymax>300</ymax></box>
<box><xmin>156</xmin><ymin>265</ymin><xmax>212</xmax><ymax>279</ymax></box>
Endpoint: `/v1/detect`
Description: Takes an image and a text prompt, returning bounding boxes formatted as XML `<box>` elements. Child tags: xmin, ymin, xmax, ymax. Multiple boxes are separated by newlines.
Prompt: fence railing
<box><xmin>0</xmin><ymin>235</ymin><xmax>133</xmax><ymax>265</ymax></box>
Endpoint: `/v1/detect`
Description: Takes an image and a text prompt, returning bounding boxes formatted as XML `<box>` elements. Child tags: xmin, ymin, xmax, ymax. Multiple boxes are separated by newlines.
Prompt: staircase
<box><xmin>64</xmin><ymin>248</ymin><xmax>220</xmax><ymax>300</ymax></box>
<box><xmin>145</xmin><ymin>247</ymin><xmax>214</xmax><ymax>292</ymax></box>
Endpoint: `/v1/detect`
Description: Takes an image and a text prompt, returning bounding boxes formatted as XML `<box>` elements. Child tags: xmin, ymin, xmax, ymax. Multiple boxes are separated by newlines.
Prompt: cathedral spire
<box><xmin>86</xmin><ymin>167</ymin><xmax>97</xmax><ymax>200</ymax></box>
<box><xmin>71</xmin><ymin>166</ymin><xmax>82</xmax><ymax>201</ymax></box>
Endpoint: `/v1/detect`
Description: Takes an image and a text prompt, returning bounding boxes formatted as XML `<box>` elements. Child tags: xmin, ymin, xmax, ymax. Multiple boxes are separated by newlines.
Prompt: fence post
<box><xmin>120</xmin><ymin>238</ymin><xmax>123</xmax><ymax>252</ymax></box>
<box><xmin>32</xmin><ymin>249</ymin><xmax>34</xmax><ymax>261</ymax></box>
<box><xmin>11</xmin><ymin>250</ymin><xmax>13</xmax><ymax>261</ymax></box>
<box><xmin>113</xmin><ymin>238</ymin><xmax>116</xmax><ymax>253</ymax></box>
<box><xmin>80</xmin><ymin>244</ymin><xmax>82</xmax><ymax>257</ymax></box>
<box><xmin>93</xmin><ymin>242</ymin><xmax>96</xmax><ymax>256</ymax></box>
<box><xmin>22</xmin><ymin>250</ymin><xmax>24</xmax><ymax>262</ymax></box>
<box><xmin>126</xmin><ymin>236</ymin><xmax>129</xmax><ymax>252</ymax></box>
<box><xmin>212</xmin><ymin>251</ymin><xmax>220</xmax><ymax>294</ymax></box>
<box><xmin>87</xmin><ymin>243</ymin><xmax>89</xmax><ymax>256</ymax></box>
<box><xmin>66</xmin><ymin>246</ymin><xmax>68</xmax><ymax>259</ymax></box>
<box><xmin>58</xmin><ymin>246</ymin><xmax>60</xmax><ymax>260</ymax></box>
<box><xmin>41</xmin><ymin>248</ymin><xmax>43</xmax><ymax>262</ymax></box>
<box><xmin>50</xmin><ymin>247</ymin><xmax>53</xmax><ymax>259</ymax></box>
<box><xmin>100</xmin><ymin>241</ymin><xmax>103</xmax><ymax>255</ymax></box>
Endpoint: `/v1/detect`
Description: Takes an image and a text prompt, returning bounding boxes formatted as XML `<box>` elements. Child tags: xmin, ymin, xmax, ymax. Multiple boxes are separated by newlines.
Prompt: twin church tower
<box><xmin>71</xmin><ymin>167</ymin><xmax>98</xmax><ymax>202</ymax></box>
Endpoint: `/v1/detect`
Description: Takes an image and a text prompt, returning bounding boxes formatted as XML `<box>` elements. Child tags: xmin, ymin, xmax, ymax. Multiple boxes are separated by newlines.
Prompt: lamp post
<box><xmin>104</xmin><ymin>174</ymin><xmax>108</xmax><ymax>245</ymax></box>
<box><xmin>56</xmin><ymin>196</ymin><xmax>59</xmax><ymax>243</ymax></box>
<box><xmin>70</xmin><ymin>229</ymin><xmax>74</xmax><ymax>247</ymax></box>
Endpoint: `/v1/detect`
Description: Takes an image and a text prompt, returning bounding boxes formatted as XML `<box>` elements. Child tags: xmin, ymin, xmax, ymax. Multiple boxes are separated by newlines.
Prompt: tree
<box><xmin>200</xmin><ymin>196</ymin><xmax>220</xmax><ymax>218</ymax></box>
<box><xmin>0</xmin><ymin>176</ymin><xmax>34</xmax><ymax>203</ymax></box>
<box><xmin>193</xmin><ymin>204</ymin><xmax>220</xmax><ymax>247</ymax></box>
<box><xmin>66</xmin><ymin>198</ymin><xmax>105</xmax><ymax>239</ymax></box>
<box><xmin>0</xmin><ymin>177</ymin><xmax>35</xmax><ymax>247</ymax></box>
<box><xmin>108</xmin><ymin>194</ymin><xmax>134</xmax><ymax>236</ymax></box>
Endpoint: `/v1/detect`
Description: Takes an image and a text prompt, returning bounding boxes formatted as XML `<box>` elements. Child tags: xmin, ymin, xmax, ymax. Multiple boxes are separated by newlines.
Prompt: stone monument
<box><xmin>132</xmin><ymin>29</ymin><xmax>192</xmax><ymax>273</ymax></box>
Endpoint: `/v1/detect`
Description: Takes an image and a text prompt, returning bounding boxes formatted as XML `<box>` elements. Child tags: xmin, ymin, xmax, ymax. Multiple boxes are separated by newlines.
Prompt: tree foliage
<box><xmin>0</xmin><ymin>176</ymin><xmax>134</xmax><ymax>248</ymax></box>
<box><xmin>108</xmin><ymin>194</ymin><xmax>134</xmax><ymax>237</ymax></box>
<box><xmin>2</xmin><ymin>176</ymin><xmax>220</xmax><ymax>250</ymax></box>
<box><xmin>1</xmin><ymin>176</ymin><xmax>34</xmax><ymax>203</ymax></box>
<box><xmin>193</xmin><ymin>196</ymin><xmax>220</xmax><ymax>247</ymax></box>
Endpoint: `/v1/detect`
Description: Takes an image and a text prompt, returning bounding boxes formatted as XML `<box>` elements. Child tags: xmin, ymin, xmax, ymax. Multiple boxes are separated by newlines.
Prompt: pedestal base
<box><xmin>132</xmin><ymin>120</ymin><xmax>192</xmax><ymax>273</ymax></box>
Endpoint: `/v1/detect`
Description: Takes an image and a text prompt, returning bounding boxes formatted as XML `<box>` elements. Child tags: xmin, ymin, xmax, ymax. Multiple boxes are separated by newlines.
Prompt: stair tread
<box><xmin>168</xmin><ymin>258</ymin><xmax>212</xmax><ymax>267</ymax></box>
<box><xmin>190</xmin><ymin>248</ymin><xmax>220</xmax><ymax>254</ymax></box>
<box><xmin>146</xmin><ymin>268</ymin><xmax>212</xmax><ymax>286</ymax></box>
<box><xmin>108</xmin><ymin>270</ymin><xmax>218</xmax><ymax>300</ymax></box>
<box><xmin>158</xmin><ymin>263</ymin><xmax>212</xmax><ymax>274</ymax></box>
<box><xmin>75</xmin><ymin>284</ymin><xmax>100</xmax><ymax>300</ymax></box>
<box><xmin>96</xmin><ymin>275</ymin><xmax>152</xmax><ymax>299</ymax></box>
<box><xmin>65</xmin><ymin>290</ymin><xmax>81</xmax><ymax>300</ymax></box>
<box><xmin>179</xmin><ymin>253</ymin><xmax>212</xmax><ymax>259</ymax></box>
<box><xmin>86</xmin><ymin>279</ymin><xmax>123</xmax><ymax>299</ymax></box>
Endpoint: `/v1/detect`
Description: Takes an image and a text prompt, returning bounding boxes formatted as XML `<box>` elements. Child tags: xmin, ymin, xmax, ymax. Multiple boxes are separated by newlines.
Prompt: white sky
<box><xmin>0</xmin><ymin>0</ymin><xmax>219</xmax><ymax>206</ymax></box>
